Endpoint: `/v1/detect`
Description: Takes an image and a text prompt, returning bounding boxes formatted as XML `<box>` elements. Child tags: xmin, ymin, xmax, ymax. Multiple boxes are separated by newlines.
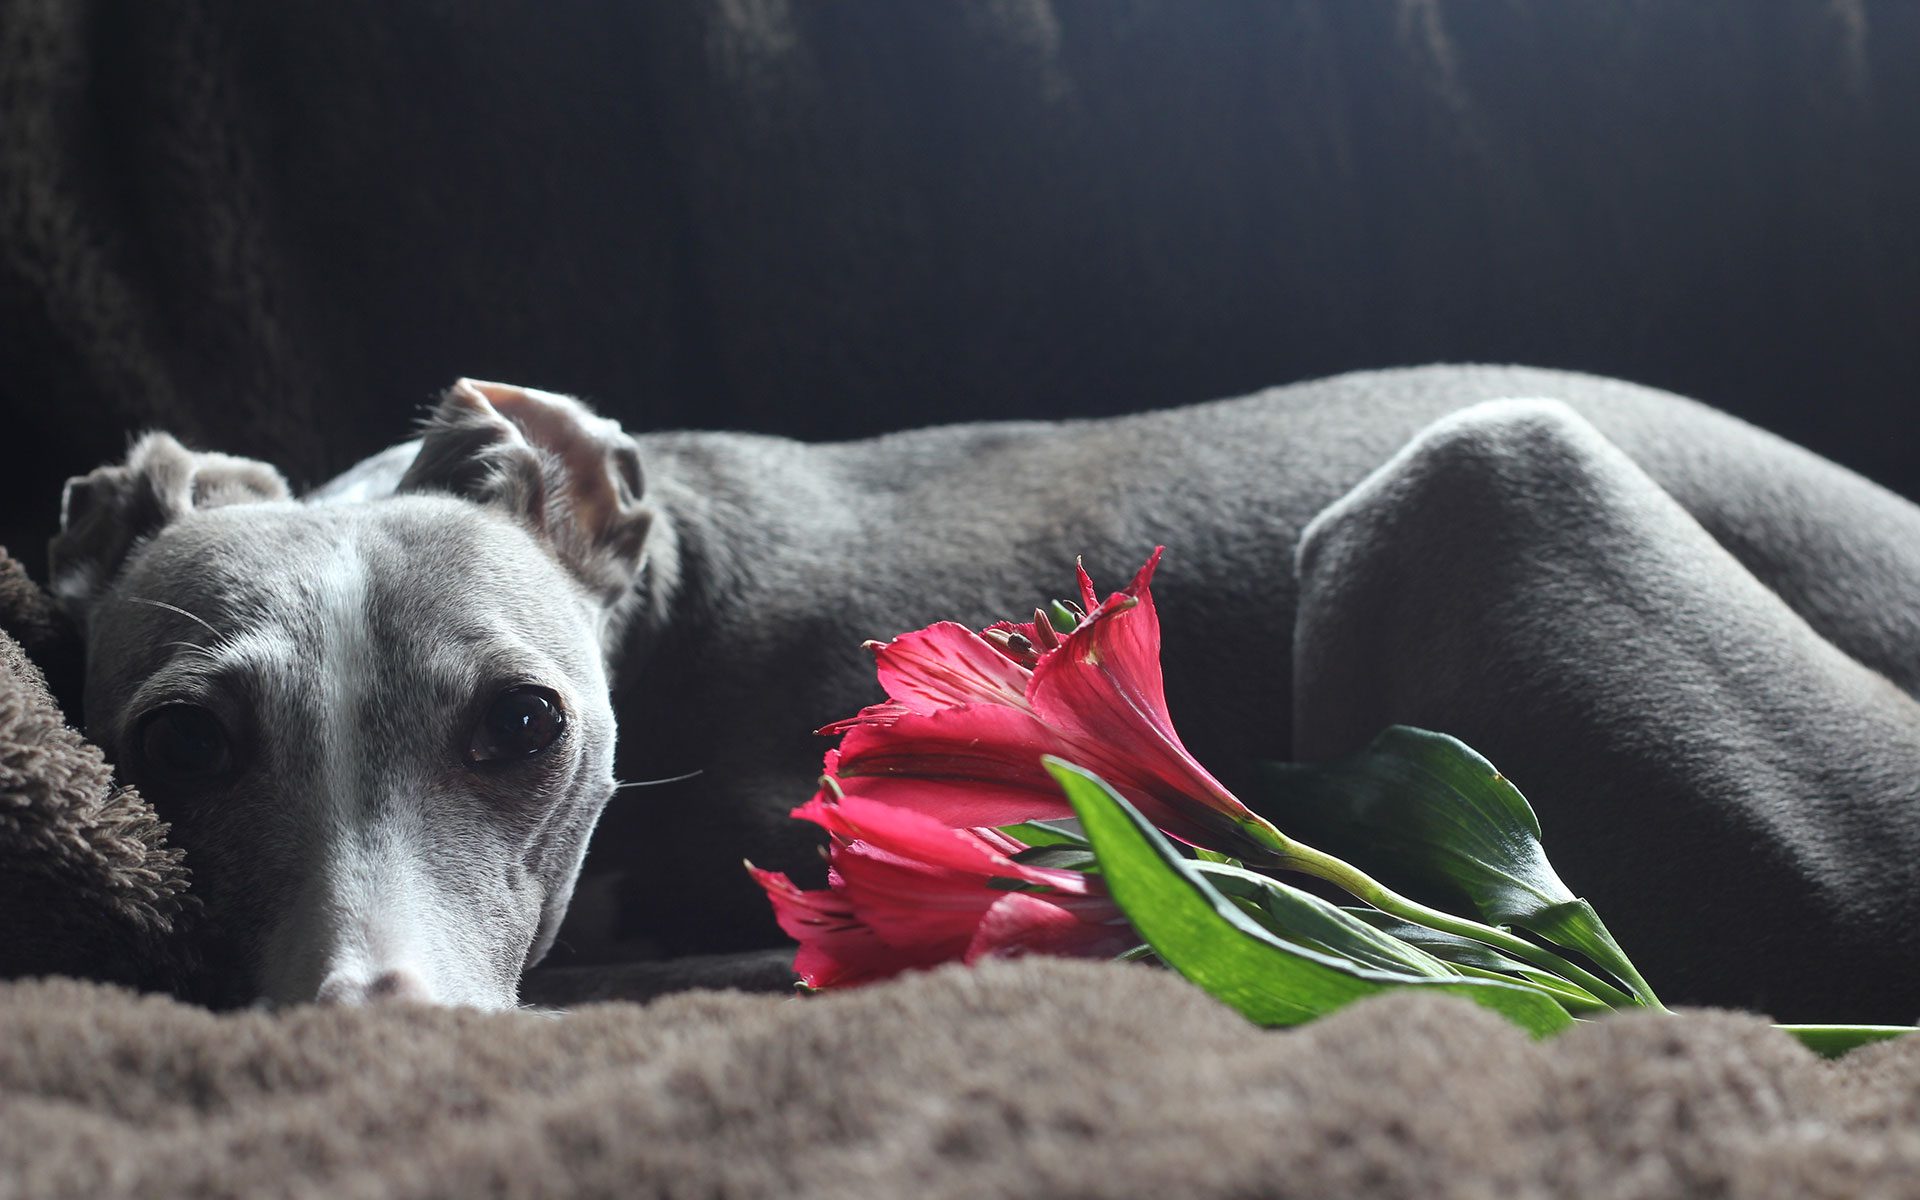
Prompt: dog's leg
<box><xmin>1290</xmin><ymin>399</ymin><xmax>1920</xmax><ymax>1022</ymax></box>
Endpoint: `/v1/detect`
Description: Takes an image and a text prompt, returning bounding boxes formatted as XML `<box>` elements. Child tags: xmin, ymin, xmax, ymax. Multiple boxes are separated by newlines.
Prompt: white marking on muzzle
<box><xmin>314</xmin><ymin>535</ymin><xmax>376</xmax><ymax>851</ymax></box>
<box><xmin>257</xmin><ymin>536</ymin><xmax>509</xmax><ymax>1009</ymax></box>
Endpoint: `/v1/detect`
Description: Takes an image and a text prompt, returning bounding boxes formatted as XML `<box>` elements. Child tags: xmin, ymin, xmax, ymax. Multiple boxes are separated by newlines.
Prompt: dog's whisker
<box><xmin>611</xmin><ymin>769</ymin><xmax>705</xmax><ymax>792</ymax></box>
<box><xmin>125</xmin><ymin>595</ymin><xmax>225</xmax><ymax>641</ymax></box>
<box><xmin>161</xmin><ymin>640</ymin><xmax>218</xmax><ymax>660</ymax></box>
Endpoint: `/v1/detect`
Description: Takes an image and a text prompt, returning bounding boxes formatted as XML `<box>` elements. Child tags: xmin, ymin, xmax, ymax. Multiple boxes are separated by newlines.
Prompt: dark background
<box><xmin>2</xmin><ymin>0</ymin><xmax>1915</xmax><ymax>577</ymax></box>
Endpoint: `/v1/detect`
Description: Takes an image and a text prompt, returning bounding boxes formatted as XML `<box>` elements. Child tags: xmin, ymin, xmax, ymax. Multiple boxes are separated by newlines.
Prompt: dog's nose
<box><xmin>314</xmin><ymin>967</ymin><xmax>435</xmax><ymax>1007</ymax></box>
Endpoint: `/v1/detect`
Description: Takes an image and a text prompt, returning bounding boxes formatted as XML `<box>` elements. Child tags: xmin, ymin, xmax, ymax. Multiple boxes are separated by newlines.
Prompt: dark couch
<box><xmin>3</xmin><ymin>1</ymin><xmax>1916</xmax><ymax>585</ymax></box>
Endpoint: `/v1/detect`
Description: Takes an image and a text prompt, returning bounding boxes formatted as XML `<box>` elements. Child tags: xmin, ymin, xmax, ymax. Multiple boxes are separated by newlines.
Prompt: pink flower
<box><xmin>824</xmin><ymin>548</ymin><xmax>1285</xmax><ymax>858</ymax></box>
<box><xmin>749</xmin><ymin>549</ymin><xmax>1292</xmax><ymax>989</ymax></box>
<box><xmin>749</xmin><ymin>790</ymin><xmax>1132</xmax><ymax>989</ymax></box>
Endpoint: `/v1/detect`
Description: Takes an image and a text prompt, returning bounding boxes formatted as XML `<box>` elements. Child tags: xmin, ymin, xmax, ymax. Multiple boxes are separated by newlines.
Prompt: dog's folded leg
<box><xmin>1291</xmin><ymin>398</ymin><xmax>1920</xmax><ymax>1022</ymax></box>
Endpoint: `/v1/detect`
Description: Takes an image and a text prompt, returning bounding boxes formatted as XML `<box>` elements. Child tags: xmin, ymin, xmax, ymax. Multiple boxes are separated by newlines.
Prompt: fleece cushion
<box><xmin>0</xmin><ymin>547</ymin><xmax>193</xmax><ymax>990</ymax></box>
<box><xmin>4</xmin><ymin>960</ymin><xmax>1920</xmax><ymax>1200</ymax></box>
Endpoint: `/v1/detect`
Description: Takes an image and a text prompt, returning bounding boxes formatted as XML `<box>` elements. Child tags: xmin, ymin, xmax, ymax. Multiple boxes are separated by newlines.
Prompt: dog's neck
<box><xmin>602</xmin><ymin>439</ymin><xmax>772</xmax><ymax>676</ymax></box>
<box><xmin>602</xmin><ymin>496</ymin><xmax>682</xmax><ymax>678</ymax></box>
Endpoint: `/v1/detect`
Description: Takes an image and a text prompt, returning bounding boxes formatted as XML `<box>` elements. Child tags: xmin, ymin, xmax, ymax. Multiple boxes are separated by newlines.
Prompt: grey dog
<box><xmin>49</xmin><ymin>365</ymin><xmax>1920</xmax><ymax>1021</ymax></box>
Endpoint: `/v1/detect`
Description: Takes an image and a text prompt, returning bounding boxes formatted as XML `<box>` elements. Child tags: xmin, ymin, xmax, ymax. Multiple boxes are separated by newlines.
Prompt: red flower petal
<box><xmin>964</xmin><ymin>891</ymin><xmax>1137</xmax><ymax>964</ymax></box>
<box><xmin>805</xmin><ymin>791</ymin><xmax>1032</xmax><ymax>878</ymax></box>
<box><xmin>748</xmin><ymin>865</ymin><xmax>922</xmax><ymax>988</ymax></box>
<box><xmin>833</xmin><ymin>702</ymin><xmax>1065</xmax><ymax>791</ymax></box>
<box><xmin>1076</xmin><ymin>558</ymin><xmax>1100</xmax><ymax>613</ymax></box>
<box><xmin>1026</xmin><ymin>549</ymin><xmax>1269</xmax><ymax>847</ymax></box>
<box><xmin>828</xmin><ymin>701</ymin><xmax>1079</xmax><ymax>826</ymax></box>
<box><xmin>870</xmin><ymin>622</ymin><xmax>1034</xmax><ymax>715</ymax></box>
<box><xmin>753</xmin><ymin>547</ymin><xmax>1290</xmax><ymax>990</ymax></box>
<box><xmin>832</xmin><ymin>774</ymin><xmax>1076</xmax><ymax>829</ymax></box>
<box><xmin>813</xmin><ymin>792</ymin><xmax>1092</xmax><ymax>891</ymax></box>
<box><xmin>1029</xmin><ymin>549</ymin><xmax>1171</xmax><ymax>746</ymax></box>
<box><xmin>818</xmin><ymin>701</ymin><xmax>913</xmax><ymax>739</ymax></box>
<box><xmin>822</xmin><ymin>550</ymin><xmax>1273</xmax><ymax>854</ymax></box>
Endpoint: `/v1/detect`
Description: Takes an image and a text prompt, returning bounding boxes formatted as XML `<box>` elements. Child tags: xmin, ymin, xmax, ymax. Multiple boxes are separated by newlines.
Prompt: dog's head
<box><xmin>51</xmin><ymin>381</ymin><xmax>653</xmax><ymax>1010</ymax></box>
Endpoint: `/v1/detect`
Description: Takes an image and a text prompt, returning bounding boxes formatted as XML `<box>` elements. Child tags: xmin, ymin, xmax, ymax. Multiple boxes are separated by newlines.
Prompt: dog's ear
<box><xmin>398</xmin><ymin>379</ymin><xmax>651</xmax><ymax>608</ymax></box>
<box><xmin>49</xmin><ymin>434</ymin><xmax>291</xmax><ymax>620</ymax></box>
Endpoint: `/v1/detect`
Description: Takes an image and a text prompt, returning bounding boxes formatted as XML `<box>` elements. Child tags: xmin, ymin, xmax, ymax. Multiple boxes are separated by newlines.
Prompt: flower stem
<box><xmin>1582</xmin><ymin>937</ymin><xmax>1666</xmax><ymax>1015</ymax></box>
<box><xmin>1269</xmin><ymin>837</ymin><xmax>1651</xmax><ymax>1012</ymax></box>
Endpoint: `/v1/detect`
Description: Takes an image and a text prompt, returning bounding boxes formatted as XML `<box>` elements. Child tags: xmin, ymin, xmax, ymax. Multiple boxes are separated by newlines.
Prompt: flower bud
<box><xmin>1046</xmin><ymin>599</ymin><xmax>1082</xmax><ymax>633</ymax></box>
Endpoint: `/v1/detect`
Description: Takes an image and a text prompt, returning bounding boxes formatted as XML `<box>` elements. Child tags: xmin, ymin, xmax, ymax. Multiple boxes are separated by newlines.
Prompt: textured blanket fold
<box><xmin>4</xmin><ymin>960</ymin><xmax>1919</xmax><ymax>1200</ymax></box>
<box><xmin>0</xmin><ymin>547</ymin><xmax>193</xmax><ymax>990</ymax></box>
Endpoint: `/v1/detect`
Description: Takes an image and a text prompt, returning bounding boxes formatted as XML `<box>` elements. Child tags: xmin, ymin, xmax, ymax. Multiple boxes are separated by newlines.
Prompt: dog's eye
<box><xmin>137</xmin><ymin>705</ymin><xmax>234</xmax><ymax>783</ymax></box>
<box><xmin>470</xmin><ymin>686</ymin><xmax>567</xmax><ymax>763</ymax></box>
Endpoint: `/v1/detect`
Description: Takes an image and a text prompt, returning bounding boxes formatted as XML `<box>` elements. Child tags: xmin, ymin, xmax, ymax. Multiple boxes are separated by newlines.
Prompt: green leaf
<box><xmin>1345</xmin><ymin>909</ymin><xmax>1552</xmax><ymax>974</ymax></box>
<box><xmin>1776</xmin><ymin>1024</ymin><xmax>1919</xmax><ymax>1059</ymax></box>
<box><xmin>1256</xmin><ymin>728</ymin><xmax>1558</xmax><ymax>921</ymax></box>
<box><xmin>1048</xmin><ymin>757</ymin><xmax>1574</xmax><ymax>1038</ymax></box>
<box><xmin>1194</xmin><ymin>862</ymin><xmax>1455</xmax><ymax>978</ymax></box>
<box><xmin>997</xmin><ymin>819</ymin><xmax>1089</xmax><ymax>848</ymax></box>
<box><xmin>1008</xmin><ymin>845</ymin><xmax>1100</xmax><ymax>873</ymax></box>
<box><xmin>1254</xmin><ymin>727</ymin><xmax>1660</xmax><ymax>1008</ymax></box>
<box><xmin>1345</xmin><ymin>910</ymin><xmax>1609</xmax><ymax>1012</ymax></box>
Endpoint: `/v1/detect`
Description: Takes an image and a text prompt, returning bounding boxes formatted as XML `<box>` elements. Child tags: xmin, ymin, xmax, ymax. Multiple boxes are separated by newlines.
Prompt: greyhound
<box><xmin>48</xmin><ymin>365</ymin><xmax>1920</xmax><ymax>1021</ymax></box>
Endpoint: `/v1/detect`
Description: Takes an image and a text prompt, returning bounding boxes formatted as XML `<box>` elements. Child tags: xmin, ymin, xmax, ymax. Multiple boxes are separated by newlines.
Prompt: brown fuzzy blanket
<box><xmin>0</xmin><ymin>550</ymin><xmax>192</xmax><ymax>990</ymax></box>
<box><xmin>6</xmin><ymin>961</ymin><xmax>1920</xmax><ymax>1200</ymax></box>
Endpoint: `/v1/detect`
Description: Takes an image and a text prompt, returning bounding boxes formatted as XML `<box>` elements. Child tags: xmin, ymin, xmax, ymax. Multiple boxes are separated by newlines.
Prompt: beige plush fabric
<box><xmin>3</xmin><ymin>959</ymin><xmax>1918</xmax><ymax>1200</ymax></box>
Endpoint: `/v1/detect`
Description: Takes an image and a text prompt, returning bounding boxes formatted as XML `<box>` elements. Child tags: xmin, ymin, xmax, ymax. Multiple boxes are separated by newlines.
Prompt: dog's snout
<box><xmin>315</xmin><ymin>968</ymin><xmax>434</xmax><ymax>1007</ymax></box>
